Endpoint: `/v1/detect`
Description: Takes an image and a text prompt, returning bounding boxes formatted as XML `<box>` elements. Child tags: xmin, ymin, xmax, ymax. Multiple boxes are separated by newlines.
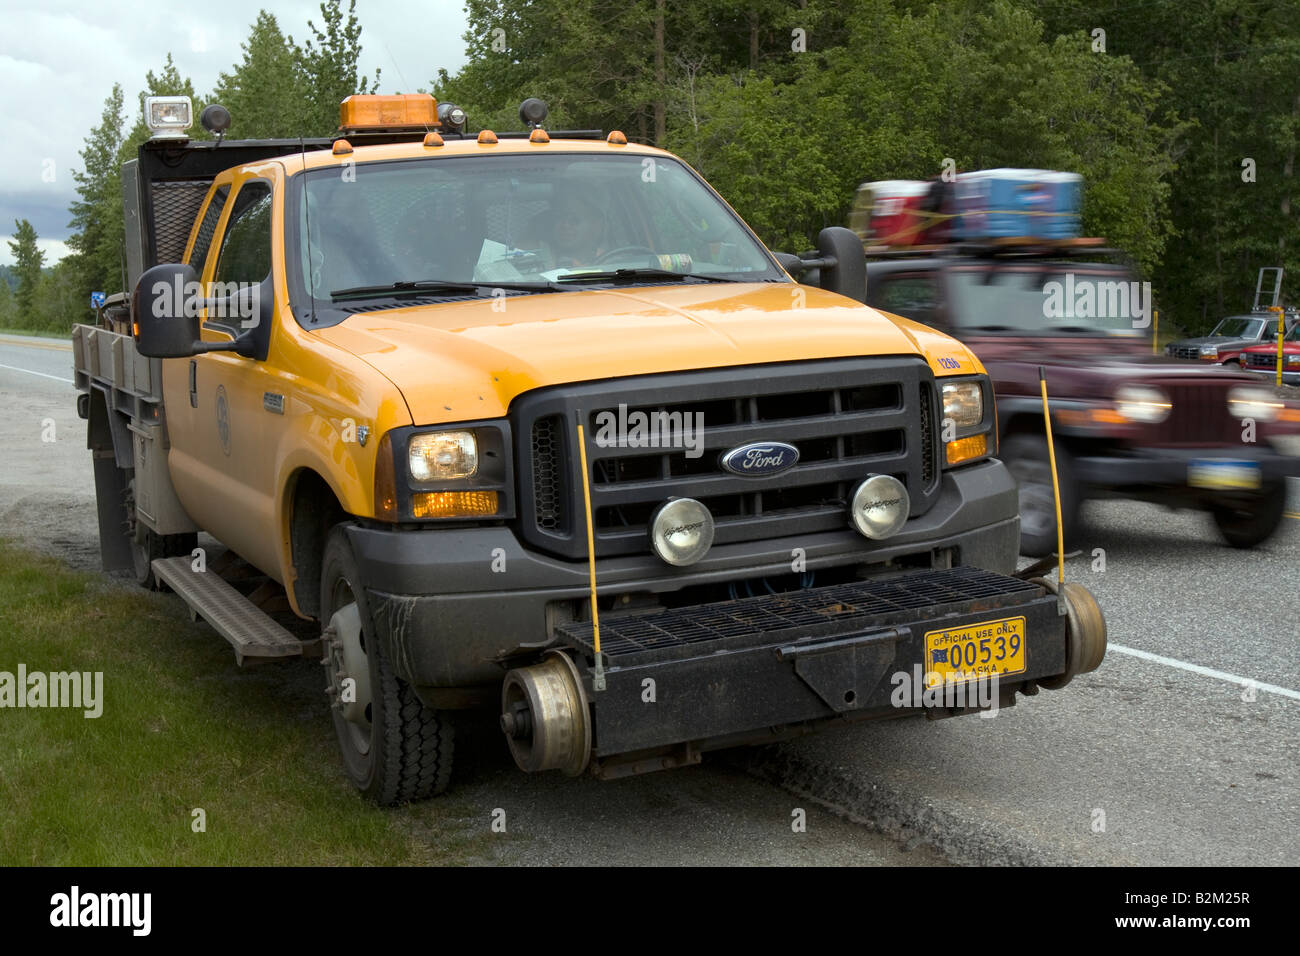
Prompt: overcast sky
<box><xmin>0</xmin><ymin>0</ymin><xmax>470</xmax><ymax>267</ymax></box>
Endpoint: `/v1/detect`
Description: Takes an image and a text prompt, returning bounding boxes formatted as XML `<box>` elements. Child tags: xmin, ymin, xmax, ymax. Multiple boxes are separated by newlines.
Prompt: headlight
<box><xmin>849</xmin><ymin>475</ymin><xmax>909</xmax><ymax>539</ymax></box>
<box><xmin>649</xmin><ymin>498</ymin><xmax>714</xmax><ymax>566</ymax></box>
<box><xmin>1228</xmin><ymin>386</ymin><xmax>1282</xmax><ymax>422</ymax></box>
<box><xmin>941</xmin><ymin>381</ymin><xmax>983</xmax><ymax>427</ymax></box>
<box><xmin>1114</xmin><ymin>385</ymin><xmax>1171</xmax><ymax>423</ymax></box>
<box><xmin>409</xmin><ymin>431</ymin><xmax>478</xmax><ymax>481</ymax></box>
<box><xmin>1199</xmin><ymin>345</ymin><xmax>1218</xmax><ymax>358</ymax></box>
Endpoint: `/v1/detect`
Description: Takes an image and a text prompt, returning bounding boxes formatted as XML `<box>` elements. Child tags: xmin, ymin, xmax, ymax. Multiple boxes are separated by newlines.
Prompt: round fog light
<box><xmin>850</xmin><ymin>475</ymin><xmax>910</xmax><ymax>539</ymax></box>
<box><xmin>649</xmin><ymin>498</ymin><xmax>714</xmax><ymax>566</ymax></box>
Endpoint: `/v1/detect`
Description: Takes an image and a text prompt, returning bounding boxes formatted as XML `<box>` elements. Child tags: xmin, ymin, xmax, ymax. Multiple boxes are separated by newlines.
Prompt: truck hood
<box><xmin>313</xmin><ymin>283</ymin><xmax>979</xmax><ymax>422</ymax></box>
<box><xmin>1167</xmin><ymin>335</ymin><xmax>1256</xmax><ymax>349</ymax></box>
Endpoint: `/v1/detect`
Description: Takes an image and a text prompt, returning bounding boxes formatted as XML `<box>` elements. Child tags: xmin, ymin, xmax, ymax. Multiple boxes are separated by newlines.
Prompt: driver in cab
<box><xmin>543</xmin><ymin>193</ymin><xmax>609</xmax><ymax>269</ymax></box>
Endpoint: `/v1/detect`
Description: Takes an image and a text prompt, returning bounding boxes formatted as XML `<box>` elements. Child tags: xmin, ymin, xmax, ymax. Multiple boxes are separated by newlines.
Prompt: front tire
<box><xmin>320</xmin><ymin>524</ymin><xmax>454</xmax><ymax>805</ymax></box>
<box><xmin>1210</xmin><ymin>480</ymin><xmax>1287</xmax><ymax>549</ymax></box>
<box><xmin>1001</xmin><ymin>433</ymin><xmax>1081</xmax><ymax>558</ymax></box>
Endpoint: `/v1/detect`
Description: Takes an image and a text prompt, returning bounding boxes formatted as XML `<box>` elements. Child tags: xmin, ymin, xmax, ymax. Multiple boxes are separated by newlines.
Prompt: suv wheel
<box><xmin>1001</xmin><ymin>433</ymin><xmax>1081</xmax><ymax>558</ymax></box>
<box><xmin>1210</xmin><ymin>480</ymin><xmax>1287</xmax><ymax>549</ymax></box>
<box><xmin>320</xmin><ymin>524</ymin><xmax>454</xmax><ymax>804</ymax></box>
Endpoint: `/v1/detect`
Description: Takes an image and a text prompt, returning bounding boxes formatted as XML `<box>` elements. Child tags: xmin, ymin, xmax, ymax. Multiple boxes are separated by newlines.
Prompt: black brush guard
<box><xmin>554</xmin><ymin>566</ymin><xmax>1066</xmax><ymax>757</ymax></box>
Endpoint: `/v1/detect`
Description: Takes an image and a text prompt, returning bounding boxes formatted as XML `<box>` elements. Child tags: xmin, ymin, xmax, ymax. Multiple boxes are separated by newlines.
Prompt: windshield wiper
<box><xmin>960</xmin><ymin>324</ymin><xmax>1020</xmax><ymax>333</ymax></box>
<box><xmin>554</xmin><ymin>268</ymin><xmax>736</xmax><ymax>285</ymax></box>
<box><xmin>330</xmin><ymin>279</ymin><xmax>559</xmax><ymax>301</ymax></box>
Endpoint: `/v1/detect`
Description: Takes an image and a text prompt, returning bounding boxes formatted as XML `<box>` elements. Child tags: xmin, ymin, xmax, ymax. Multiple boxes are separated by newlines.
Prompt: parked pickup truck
<box><xmin>1164</xmin><ymin>312</ymin><xmax>1298</xmax><ymax>367</ymax></box>
<box><xmin>860</xmin><ymin>245</ymin><xmax>1300</xmax><ymax>556</ymax></box>
<box><xmin>72</xmin><ymin>93</ymin><xmax>1105</xmax><ymax>804</ymax></box>
<box><xmin>1241</xmin><ymin>323</ymin><xmax>1300</xmax><ymax>385</ymax></box>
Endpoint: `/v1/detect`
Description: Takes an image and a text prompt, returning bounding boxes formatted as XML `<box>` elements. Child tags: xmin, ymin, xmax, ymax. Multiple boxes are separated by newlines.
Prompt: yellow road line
<box><xmin>1285</xmin><ymin>512</ymin><xmax>1300</xmax><ymax>520</ymax></box>
<box><xmin>0</xmin><ymin>334</ymin><xmax>72</xmax><ymax>352</ymax></box>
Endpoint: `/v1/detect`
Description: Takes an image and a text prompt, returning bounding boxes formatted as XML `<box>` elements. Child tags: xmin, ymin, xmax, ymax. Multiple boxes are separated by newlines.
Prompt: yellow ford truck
<box><xmin>73</xmin><ymin>94</ymin><xmax>1105</xmax><ymax>804</ymax></box>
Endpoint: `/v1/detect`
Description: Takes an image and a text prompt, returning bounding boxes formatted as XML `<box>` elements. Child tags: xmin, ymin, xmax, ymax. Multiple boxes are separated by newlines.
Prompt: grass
<box><xmin>0</xmin><ymin>540</ymin><xmax>494</xmax><ymax>865</ymax></box>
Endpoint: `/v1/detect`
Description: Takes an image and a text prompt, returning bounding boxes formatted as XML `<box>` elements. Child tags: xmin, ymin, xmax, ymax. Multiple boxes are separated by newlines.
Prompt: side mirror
<box><xmin>132</xmin><ymin>263</ymin><xmax>258</xmax><ymax>359</ymax></box>
<box><xmin>815</xmin><ymin>227</ymin><xmax>867</xmax><ymax>304</ymax></box>
<box><xmin>772</xmin><ymin>252</ymin><xmax>806</xmax><ymax>277</ymax></box>
<box><xmin>132</xmin><ymin>263</ymin><xmax>202</xmax><ymax>357</ymax></box>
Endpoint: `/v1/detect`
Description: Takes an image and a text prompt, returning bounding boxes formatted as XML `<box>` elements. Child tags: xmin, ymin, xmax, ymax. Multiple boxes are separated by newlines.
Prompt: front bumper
<box><xmin>348</xmin><ymin>458</ymin><xmax>1020</xmax><ymax>688</ymax></box>
<box><xmin>1244</xmin><ymin>367</ymin><xmax>1300</xmax><ymax>386</ymax></box>
<box><xmin>553</xmin><ymin>566</ymin><xmax>1068</xmax><ymax>761</ymax></box>
<box><xmin>1073</xmin><ymin>445</ymin><xmax>1300</xmax><ymax>487</ymax></box>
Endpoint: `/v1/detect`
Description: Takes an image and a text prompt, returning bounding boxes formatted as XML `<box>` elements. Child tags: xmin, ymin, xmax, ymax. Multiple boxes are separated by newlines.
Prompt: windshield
<box><xmin>947</xmin><ymin>264</ymin><xmax>1147</xmax><ymax>335</ymax></box>
<box><xmin>1209</xmin><ymin>317</ymin><xmax>1264</xmax><ymax>339</ymax></box>
<box><xmin>289</xmin><ymin>152</ymin><xmax>782</xmax><ymax>319</ymax></box>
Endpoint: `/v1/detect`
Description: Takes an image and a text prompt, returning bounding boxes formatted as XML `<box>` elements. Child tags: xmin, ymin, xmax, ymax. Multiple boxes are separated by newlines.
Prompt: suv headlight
<box><xmin>1114</xmin><ymin>385</ymin><xmax>1171</xmax><ymax>423</ymax></box>
<box><xmin>1228</xmin><ymin>386</ymin><xmax>1282</xmax><ymax>422</ymax></box>
<box><xmin>1199</xmin><ymin>345</ymin><xmax>1219</xmax><ymax>358</ymax></box>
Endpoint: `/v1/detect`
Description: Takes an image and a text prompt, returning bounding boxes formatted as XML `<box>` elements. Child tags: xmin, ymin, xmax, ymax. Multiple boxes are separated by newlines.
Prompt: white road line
<box><xmin>1109</xmin><ymin>642</ymin><xmax>1300</xmax><ymax>701</ymax></box>
<box><xmin>0</xmin><ymin>362</ymin><xmax>73</xmax><ymax>385</ymax></box>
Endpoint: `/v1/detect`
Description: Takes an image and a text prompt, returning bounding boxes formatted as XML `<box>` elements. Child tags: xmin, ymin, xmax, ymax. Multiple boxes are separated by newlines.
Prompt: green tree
<box><xmin>1026</xmin><ymin>0</ymin><xmax>1300</xmax><ymax>330</ymax></box>
<box><xmin>34</xmin><ymin>260</ymin><xmax>85</xmax><ymax>333</ymax></box>
<box><xmin>0</xmin><ymin>273</ymin><xmax>14</xmax><ymax>330</ymax></box>
<box><xmin>298</xmin><ymin>0</ymin><xmax>381</xmax><ymax>135</ymax></box>
<box><xmin>7</xmin><ymin>220</ymin><xmax>44</xmax><ymax>321</ymax></box>
<box><xmin>66</xmin><ymin>83</ymin><xmax>126</xmax><ymax>303</ymax></box>
<box><xmin>213</xmin><ymin>11</ymin><xmax>309</xmax><ymax>138</ymax></box>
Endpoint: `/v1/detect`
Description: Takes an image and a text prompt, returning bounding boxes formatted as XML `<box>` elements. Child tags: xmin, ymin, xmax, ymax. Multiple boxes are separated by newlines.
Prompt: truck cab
<box><xmin>74</xmin><ymin>95</ymin><xmax>1107</xmax><ymax>804</ymax></box>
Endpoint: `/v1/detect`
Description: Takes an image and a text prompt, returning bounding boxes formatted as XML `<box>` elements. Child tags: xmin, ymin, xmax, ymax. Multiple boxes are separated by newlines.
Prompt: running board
<box><xmin>151</xmin><ymin>556</ymin><xmax>307</xmax><ymax>665</ymax></box>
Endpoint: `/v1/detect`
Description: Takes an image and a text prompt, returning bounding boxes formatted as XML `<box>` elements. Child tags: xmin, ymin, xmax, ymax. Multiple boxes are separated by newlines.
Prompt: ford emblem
<box><xmin>720</xmin><ymin>441</ymin><xmax>800</xmax><ymax>477</ymax></box>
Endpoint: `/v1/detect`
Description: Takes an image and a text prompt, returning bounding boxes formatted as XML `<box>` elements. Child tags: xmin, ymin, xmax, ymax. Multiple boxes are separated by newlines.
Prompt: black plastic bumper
<box><xmin>349</xmin><ymin>459</ymin><xmax>1021</xmax><ymax>688</ymax></box>
<box><xmin>1074</xmin><ymin>446</ymin><xmax>1300</xmax><ymax>487</ymax></box>
<box><xmin>557</xmin><ymin>566</ymin><xmax>1065</xmax><ymax>757</ymax></box>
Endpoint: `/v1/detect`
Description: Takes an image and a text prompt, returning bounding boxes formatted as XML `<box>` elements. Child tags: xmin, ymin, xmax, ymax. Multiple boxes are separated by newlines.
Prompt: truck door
<box><xmin>165</xmin><ymin>176</ymin><xmax>286</xmax><ymax>579</ymax></box>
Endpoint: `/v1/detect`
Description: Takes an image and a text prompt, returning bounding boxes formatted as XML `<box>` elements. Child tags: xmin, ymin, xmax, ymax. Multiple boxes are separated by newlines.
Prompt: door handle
<box><xmin>189</xmin><ymin>360</ymin><xmax>197</xmax><ymax>408</ymax></box>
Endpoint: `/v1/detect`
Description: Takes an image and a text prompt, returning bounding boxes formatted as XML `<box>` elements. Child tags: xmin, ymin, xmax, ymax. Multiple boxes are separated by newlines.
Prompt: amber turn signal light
<box><xmin>945</xmin><ymin>434</ymin><xmax>987</xmax><ymax>466</ymax></box>
<box><xmin>411</xmin><ymin>491</ymin><xmax>499</xmax><ymax>518</ymax></box>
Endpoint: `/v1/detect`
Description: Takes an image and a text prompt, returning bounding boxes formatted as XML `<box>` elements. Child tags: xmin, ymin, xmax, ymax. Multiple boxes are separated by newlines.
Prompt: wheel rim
<box><xmin>324</xmin><ymin>578</ymin><xmax>372</xmax><ymax>757</ymax></box>
<box><xmin>1009</xmin><ymin>457</ymin><xmax>1056</xmax><ymax>539</ymax></box>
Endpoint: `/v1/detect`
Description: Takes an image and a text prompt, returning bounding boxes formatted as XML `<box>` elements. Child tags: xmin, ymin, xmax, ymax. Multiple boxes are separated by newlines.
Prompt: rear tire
<box><xmin>1210</xmin><ymin>480</ymin><xmax>1287</xmax><ymax>549</ymax></box>
<box><xmin>320</xmin><ymin>524</ymin><xmax>454</xmax><ymax>805</ymax></box>
<box><xmin>126</xmin><ymin>477</ymin><xmax>197</xmax><ymax>590</ymax></box>
<box><xmin>1001</xmin><ymin>433</ymin><xmax>1081</xmax><ymax>558</ymax></box>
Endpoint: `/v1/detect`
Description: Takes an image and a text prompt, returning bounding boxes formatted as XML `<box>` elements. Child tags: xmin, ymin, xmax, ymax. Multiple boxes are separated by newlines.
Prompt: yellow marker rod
<box><xmin>1272</xmin><ymin>306</ymin><xmax>1285</xmax><ymax>387</ymax></box>
<box><xmin>1152</xmin><ymin>309</ymin><xmax>1159</xmax><ymax>355</ymax></box>
<box><xmin>1038</xmin><ymin>366</ymin><xmax>1066</xmax><ymax>607</ymax></box>
<box><xmin>575</xmin><ymin>419</ymin><xmax>605</xmax><ymax>691</ymax></box>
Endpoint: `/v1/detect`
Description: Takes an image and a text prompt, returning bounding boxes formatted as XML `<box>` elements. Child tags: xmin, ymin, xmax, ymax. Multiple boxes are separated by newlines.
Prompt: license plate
<box><xmin>924</xmin><ymin>616</ymin><xmax>1027</xmax><ymax>687</ymax></box>
<box><xmin>1188</xmin><ymin>459</ymin><xmax>1261</xmax><ymax>490</ymax></box>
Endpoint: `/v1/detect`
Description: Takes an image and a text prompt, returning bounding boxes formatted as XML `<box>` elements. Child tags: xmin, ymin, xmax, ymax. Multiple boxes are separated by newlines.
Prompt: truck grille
<box><xmin>1169</xmin><ymin>346</ymin><xmax>1202</xmax><ymax>361</ymax></box>
<box><xmin>515</xmin><ymin>358</ymin><xmax>941</xmax><ymax>560</ymax></box>
<box><xmin>1244</xmin><ymin>352</ymin><xmax>1276</xmax><ymax>369</ymax></box>
<box><xmin>1162</xmin><ymin>383</ymin><xmax>1239</xmax><ymax>444</ymax></box>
